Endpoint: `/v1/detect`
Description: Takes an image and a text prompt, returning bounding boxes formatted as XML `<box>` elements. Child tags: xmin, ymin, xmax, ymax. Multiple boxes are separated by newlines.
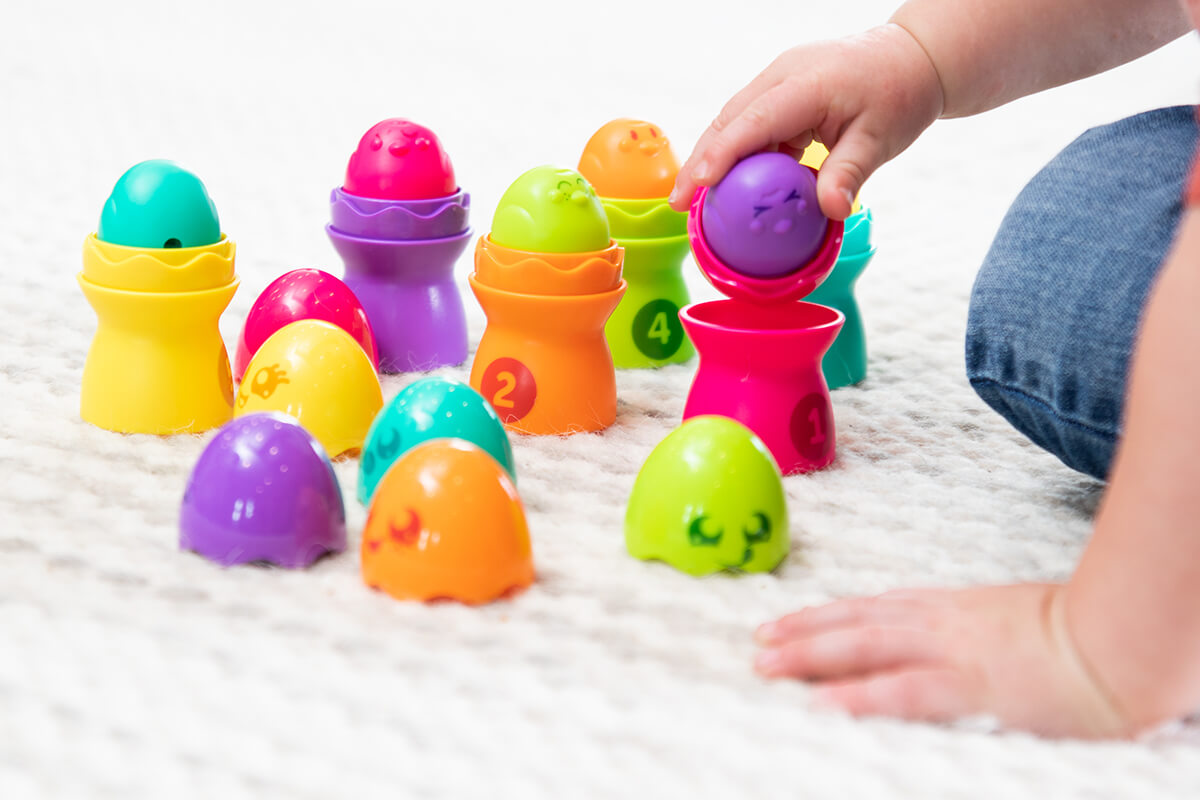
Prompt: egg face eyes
<box><xmin>744</xmin><ymin>512</ymin><xmax>772</xmax><ymax>545</ymax></box>
<box><xmin>687</xmin><ymin>515</ymin><xmax>723</xmax><ymax>547</ymax></box>
<box><xmin>388</xmin><ymin>508</ymin><xmax>422</xmax><ymax>547</ymax></box>
<box><xmin>550</xmin><ymin>178</ymin><xmax>592</xmax><ymax>205</ymax></box>
<box><xmin>363</xmin><ymin>427</ymin><xmax>402</xmax><ymax>482</ymax></box>
<box><xmin>375</xmin><ymin>428</ymin><xmax>402</xmax><ymax>461</ymax></box>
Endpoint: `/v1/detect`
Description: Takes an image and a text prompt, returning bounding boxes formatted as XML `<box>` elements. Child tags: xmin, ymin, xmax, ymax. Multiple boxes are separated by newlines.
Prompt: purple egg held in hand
<box><xmin>700</xmin><ymin>152</ymin><xmax>828</xmax><ymax>278</ymax></box>
<box><xmin>180</xmin><ymin>413</ymin><xmax>347</xmax><ymax>568</ymax></box>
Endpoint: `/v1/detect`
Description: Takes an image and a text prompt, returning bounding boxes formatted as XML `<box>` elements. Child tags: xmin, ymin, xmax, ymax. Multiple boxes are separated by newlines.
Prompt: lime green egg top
<box><xmin>626</xmin><ymin>416</ymin><xmax>789</xmax><ymax>576</ymax></box>
<box><xmin>490</xmin><ymin>166</ymin><xmax>611</xmax><ymax>253</ymax></box>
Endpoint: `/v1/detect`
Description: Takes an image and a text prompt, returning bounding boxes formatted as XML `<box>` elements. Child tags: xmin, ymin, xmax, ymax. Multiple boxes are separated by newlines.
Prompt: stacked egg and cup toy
<box><xmin>327</xmin><ymin>119</ymin><xmax>473</xmax><ymax>373</ymax></box>
<box><xmin>681</xmin><ymin>152</ymin><xmax>846</xmax><ymax>476</ymax></box>
<box><xmin>469</xmin><ymin>166</ymin><xmax>626</xmax><ymax>435</ymax></box>
<box><xmin>799</xmin><ymin>143</ymin><xmax>876</xmax><ymax>389</ymax></box>
<box><xmin>578</xmin><ymin>119</ymin><xmax>694</xmax><ymax>368</ymax></box>
<box><xmin>78</xmin><ymin>160</ymin><xmax>240</xmax><ymax>434</ymax></box>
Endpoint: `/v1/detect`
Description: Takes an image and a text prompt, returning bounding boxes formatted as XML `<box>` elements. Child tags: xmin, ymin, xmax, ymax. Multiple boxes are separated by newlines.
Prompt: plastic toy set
<box><xmin>76</xmin><ymin>116</ymin><xmax>878</xmax><ymax>601</ymax></box>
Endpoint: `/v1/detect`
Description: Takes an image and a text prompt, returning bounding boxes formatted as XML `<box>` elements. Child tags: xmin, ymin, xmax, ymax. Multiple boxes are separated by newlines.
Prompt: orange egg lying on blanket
<box><xmin>361</xmin><ymin>439</ymin><xmax>534</xmax><ymax>605</ymax></box>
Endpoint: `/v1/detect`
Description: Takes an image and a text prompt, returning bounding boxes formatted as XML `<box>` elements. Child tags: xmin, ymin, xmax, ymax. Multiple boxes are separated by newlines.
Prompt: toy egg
<box><xmin>358</xmin><ymin>377</ymin><xmax>513</xmax><ymax>504</ymax></box>
<box><xmin>626</xmin><ymin>416</ymin><xmax>789</xmax><ymax>576</ymax></box>
<box><xmin>235</xmin><ymin>319</ymin><xmax>383</xmax><ymax>458</ymax></box>
<box><xmin>578</xmin><ymin>118</ymin><xmax>681</xmax><ymax>200</ymax></box>
<box><xmin>98</xmin><ymin>160</ymin><xmax>221</xmax><ymax>249</ymax></box>
<box><xmin>343</xmin><ymin>118</ymin><xmax>457</xmax><ymax>201</ymax></box>
<box><xmin>361</xmin><ymin>439</ymin><xmax>533</xmax><ymax>605</ymax></box>
<box><xmin>700</xmin><ymin>152</ymin><xmax>827</xmax><ymax>278</ymax></box>
<box><xmin>490</xmin><ymin>166</ymin><xmax>611</xmax><ymax>253</ymax></box>
<box><xmin>234</xmin><ymin>268</ymin><xmax>379</xmax><ymax>382</ymax></box>
<box><xmin>180</xmin><ymin>413</ymin><xmax>346</xmax><ymax>567</ymax></box>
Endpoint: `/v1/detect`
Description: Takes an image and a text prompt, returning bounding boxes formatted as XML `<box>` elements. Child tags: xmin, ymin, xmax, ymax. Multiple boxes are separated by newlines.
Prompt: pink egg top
<box><xmin>234</xmin><ymin>269</ymin><xmax>379</xmax><ymax>382</ymax></box>
<box><xmin>343</xmin><ymin>119</ymin><xmax>457</xmax><ymax>200</ymax></box>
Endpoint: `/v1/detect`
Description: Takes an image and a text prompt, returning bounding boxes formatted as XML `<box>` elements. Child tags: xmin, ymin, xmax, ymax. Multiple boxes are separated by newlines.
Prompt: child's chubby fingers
<box><xmin>754</xmin><ymin>625</ymin><xmax>943</xmax><ymax>681</ymax></box>
<box><xmin>669</xmin><ymin>68</ymin><xmax>792</xmax><ymax>209</ymax></box>
<box><xmin>814</xmin><ymin>125</ymin><xmax>887</xmax><ymax>219</ymax></box>
<box><xmin>812</xmin><ymin>667</ymin><xmax>977</xmax><ymax>722</ymax></box>
<box><xmin>687</xmin><ymin>79</ymin><xmax>828</xmax><ymax>203</ymax></box>
<box><xmin>756</xmin><ymin>591</ymin><xmax>939</xmax><ymax>645</ymax></box>
<box><xmin>776</xmin><ymin>132</ymin><xmax>815</xmax><ymax>161</ymax></box>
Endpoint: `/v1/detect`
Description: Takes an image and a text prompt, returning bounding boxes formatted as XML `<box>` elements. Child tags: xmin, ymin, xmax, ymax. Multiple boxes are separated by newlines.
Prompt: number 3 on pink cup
<box><xmin>480</xmin><ymin>357</ymin><xmax>537</xmax><ymax>423</ymax></box>
<box><xmin>789</xmin><ymin>392</ymin><xmax>833</xmax><ymax>464</ymax></box>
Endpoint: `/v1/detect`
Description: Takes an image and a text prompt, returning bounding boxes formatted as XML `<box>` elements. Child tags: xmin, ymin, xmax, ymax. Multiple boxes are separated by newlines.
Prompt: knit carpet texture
<box><xmin>3</xmin><ymin>1</ymin><xmax>1200</xmax><ymax>796</ymax></box>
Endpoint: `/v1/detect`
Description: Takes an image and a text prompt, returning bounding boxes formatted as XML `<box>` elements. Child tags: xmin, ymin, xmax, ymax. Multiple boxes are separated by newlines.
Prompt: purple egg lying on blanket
<box><xmin>180</xmin><ymin>412</ymin><xmax>346</xmax><ymax>568</ymax></box>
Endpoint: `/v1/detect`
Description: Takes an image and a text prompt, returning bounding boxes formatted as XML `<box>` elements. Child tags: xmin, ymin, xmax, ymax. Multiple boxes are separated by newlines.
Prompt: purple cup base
<box><xmin>328</xmin><ymin>226</ymin><xmax>472</xmax><ymax>373</ymax></box>
<box><xmin>342</xmin><ymin>273</ymin><xmax>468</xmax><ymax>372</ymax></box>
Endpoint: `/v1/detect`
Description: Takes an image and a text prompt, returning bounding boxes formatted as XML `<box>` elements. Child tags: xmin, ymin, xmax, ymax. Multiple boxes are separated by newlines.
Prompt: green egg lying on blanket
<box><xmin>625</xmin><ymin>416</ymin><xmax>789</xmax><ymax>576</ymax></box>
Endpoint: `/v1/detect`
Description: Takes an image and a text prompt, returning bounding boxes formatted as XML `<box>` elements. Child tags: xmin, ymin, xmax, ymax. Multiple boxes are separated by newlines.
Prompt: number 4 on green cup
<box><xmin>632</xmin><ymin>299</ymin><xmax>685</xmax><ymax>360</ymax></box>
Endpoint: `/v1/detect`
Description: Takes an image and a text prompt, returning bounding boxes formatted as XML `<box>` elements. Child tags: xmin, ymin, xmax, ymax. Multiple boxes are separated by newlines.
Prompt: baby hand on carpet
<box><xmin>753</xmin><ymin>583</ymin><xmax>1134</xmax><ymax>738</ymax></box>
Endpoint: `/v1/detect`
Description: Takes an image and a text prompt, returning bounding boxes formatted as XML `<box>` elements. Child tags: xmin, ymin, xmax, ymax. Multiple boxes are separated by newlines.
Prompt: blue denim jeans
<box><xmin>966</xmin><ymin>106</ymin><xmax>1197</xmax><ymax>480</ymax></box>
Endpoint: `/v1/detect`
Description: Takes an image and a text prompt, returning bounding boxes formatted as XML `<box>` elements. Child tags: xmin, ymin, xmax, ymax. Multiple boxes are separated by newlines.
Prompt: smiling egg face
<box><xmin>97</xmin><ymin>160</ymin><xmax>221</xmax><ymax>249</ymax></box>
<box><xmin>361</xmin><ymin>439</ymin><xmax>533</xmax><ymax>605</ymax></box>
<box><xmin>490</xmin><ymin>166</ymin><xmax>611</xmax><ymax>253</ymax></box>
<box><xmin>626</xmin><ymin>416</ymin><xmax>789</xmax><ymax>576</ymax></box>
<box><xmin>578</xmin><ymin>118</ymin><xmax>681</xmax><ymax>199</ymax></box>
<box><xmin>357</xmin><ymin>377</ymin><xmax>514</xmax><ymax>505</ymax></box>
<box><xmin>700</xmin><ymin>152</ymin><xmax>827</xmax><ymax>278</ymax></box>
<box><xmin>343</xmin><ymin>118</ymin><xmax>457</xmax><ymax>201</ymax></box>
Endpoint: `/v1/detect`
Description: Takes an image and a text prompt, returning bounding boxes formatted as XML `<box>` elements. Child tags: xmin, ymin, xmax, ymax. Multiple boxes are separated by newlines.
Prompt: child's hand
<box><xmin>669</xmin><ymin>24</ymin><xmax>944</xmax><ymax>219</ymax></box>
<box><xmin>754</xmin><ymin>584</ymin><xmax>1135</xmax><ymax>738</ymax></box>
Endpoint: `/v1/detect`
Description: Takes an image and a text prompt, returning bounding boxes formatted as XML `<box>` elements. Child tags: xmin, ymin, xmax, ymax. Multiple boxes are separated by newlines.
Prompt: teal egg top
<box><xmin>98</xmin><ymin>160</ymin><xmax>221</xmax><ymax>249</ymax></box>
<box><xmin>358</xmin><ymin>377</ymin><xmax>515</xmax><ymax>504</ymax></box>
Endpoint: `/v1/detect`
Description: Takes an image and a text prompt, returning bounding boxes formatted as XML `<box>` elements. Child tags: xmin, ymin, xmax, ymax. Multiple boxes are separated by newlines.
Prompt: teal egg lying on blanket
<box><xmin>357</xmin><ymin>377</ymin><xmax>515</xmax><ymax>504</ymax></box>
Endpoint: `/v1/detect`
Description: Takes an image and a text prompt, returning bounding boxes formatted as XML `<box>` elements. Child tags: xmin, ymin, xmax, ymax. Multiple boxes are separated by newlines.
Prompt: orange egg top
<box><xmin>578</xmin><ymin>118</ymin><xmax>681</xmax><ymax>200</ymax></box>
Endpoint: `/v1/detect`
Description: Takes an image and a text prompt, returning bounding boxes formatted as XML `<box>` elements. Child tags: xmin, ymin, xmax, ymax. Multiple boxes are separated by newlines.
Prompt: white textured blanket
<box><xmin>3</xmin><ymin>1</ymin><xmax>1200</xmax><ymax>796</ymax></box>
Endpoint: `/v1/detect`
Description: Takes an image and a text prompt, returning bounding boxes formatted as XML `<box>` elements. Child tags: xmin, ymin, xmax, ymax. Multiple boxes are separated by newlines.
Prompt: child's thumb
<box><xmin>815</xmin><ymin>129</ymin><xmax>885</xmax><ymax>220</ymax></box>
